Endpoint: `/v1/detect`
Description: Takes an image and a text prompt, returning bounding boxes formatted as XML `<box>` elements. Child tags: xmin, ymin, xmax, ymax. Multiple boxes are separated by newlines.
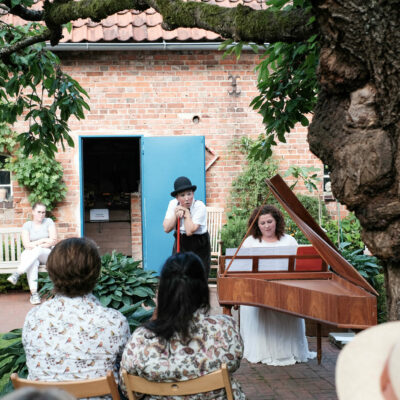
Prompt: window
<box><xmin>0</xmin><ymin>155</ymin><xmax>12</xmax><ymax>201</ymax></box>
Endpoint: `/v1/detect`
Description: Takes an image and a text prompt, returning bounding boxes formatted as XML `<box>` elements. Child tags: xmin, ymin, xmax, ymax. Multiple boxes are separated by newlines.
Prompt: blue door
<box><xmin>141</xmin><ymin>136</ymin><xmax>206</xmax><ymax>273</ymax></box>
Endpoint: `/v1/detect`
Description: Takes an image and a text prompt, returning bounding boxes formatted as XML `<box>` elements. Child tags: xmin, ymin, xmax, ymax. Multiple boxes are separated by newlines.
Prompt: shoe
<box><xmin>7</xmin><ymin>272</ymin><xmax>20</xmax><ymax>285</ymax></box>
<box><xmin>30</xmin><ymin>293</ymin><xmax>41</xmax><ymax>305</ymax></box>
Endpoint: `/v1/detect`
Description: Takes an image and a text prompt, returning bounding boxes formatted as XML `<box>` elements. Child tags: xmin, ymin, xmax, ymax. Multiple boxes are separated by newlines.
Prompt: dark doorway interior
<box><xmin>82</xmin><ymin>137</ymin><xmax>140</xmax><ymax>256</ymax></box>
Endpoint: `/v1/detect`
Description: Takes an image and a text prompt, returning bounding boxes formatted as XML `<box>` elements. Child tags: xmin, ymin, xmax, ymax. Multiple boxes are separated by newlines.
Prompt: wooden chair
<box><xmin>122</xmin><ymin>363</ymin><xmax>234</xmax><ymax>400</ymax></box>
<box><xmin>10</xmin><ymin>371</ymin><xmax>120</xmax><ymax>400</ymax></box>
<box><xmin>206</xmin><ymin>206</ymin><xmax>224</xmax><ymax>281</ymax></box>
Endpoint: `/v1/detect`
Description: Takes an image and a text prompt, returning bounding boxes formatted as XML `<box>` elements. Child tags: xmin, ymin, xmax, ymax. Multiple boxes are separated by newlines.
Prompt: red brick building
<box><xmin>1</xmin><ymin>1</ymin><xmax>340</xmax><ymax>271</ymax></box>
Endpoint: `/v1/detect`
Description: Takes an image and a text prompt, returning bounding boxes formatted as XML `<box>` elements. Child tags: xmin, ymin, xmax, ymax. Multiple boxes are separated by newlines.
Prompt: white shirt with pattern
<box><xmin>120</xmin><ymin>309</ymin><xmax>246</xmax><ymax>400</ymax></box>
<box><xmin>22</xmin><ymin>294</ymin><xmax>130</xmax><ymax>382</ymax></box>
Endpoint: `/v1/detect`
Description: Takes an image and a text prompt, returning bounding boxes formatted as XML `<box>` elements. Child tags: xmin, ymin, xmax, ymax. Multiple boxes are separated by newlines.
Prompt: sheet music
<box><xmin>225</xmin><ymin>246</ymin><xmax>297</xmax><ymax>272</ymax></box>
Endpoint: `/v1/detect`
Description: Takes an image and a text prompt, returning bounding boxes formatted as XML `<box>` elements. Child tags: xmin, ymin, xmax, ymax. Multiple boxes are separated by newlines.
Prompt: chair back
<box><xmin>122</xmin><ymin>363</ymin><xmax>233</xmax><ymax>400</ymax></box>
<box><xmin>10</xmin><ymin>371</ymin><xmax>120</xmax><ymax>400</ymax></box>
<box><xmin>206</xmin><ymin>207</ymin><xmax>224</xmax><ymax>256</ymax></box>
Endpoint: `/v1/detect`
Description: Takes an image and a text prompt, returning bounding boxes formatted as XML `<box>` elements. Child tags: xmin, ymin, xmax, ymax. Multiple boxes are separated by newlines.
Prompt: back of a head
<box><xmin>146</xmin><ymin>252</ymin><xmax>209</xmax><ymax>341</ymax></box>
<box><xmin>2</xmin><ymin>388</ymin><xmax>76</xmax><ymax>400</ymax></box>
<box><xmin>47</xmin><ymin>237</ymin><xmax>101</xmax><ymax>298</ymax></box>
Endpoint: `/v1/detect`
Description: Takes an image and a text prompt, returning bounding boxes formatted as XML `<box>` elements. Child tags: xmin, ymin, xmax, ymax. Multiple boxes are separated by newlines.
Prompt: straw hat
<box><xmin>336</xmin><ymin>321</ymin><xmax>400</xmax><ymax>400</ymax></box>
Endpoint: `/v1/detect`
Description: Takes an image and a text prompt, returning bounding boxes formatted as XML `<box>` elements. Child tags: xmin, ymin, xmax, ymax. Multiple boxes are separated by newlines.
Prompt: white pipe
<box><xmin>46</xmin><ymin>41</ymin><xmax>265</xmax><ymax>51</ymax></box>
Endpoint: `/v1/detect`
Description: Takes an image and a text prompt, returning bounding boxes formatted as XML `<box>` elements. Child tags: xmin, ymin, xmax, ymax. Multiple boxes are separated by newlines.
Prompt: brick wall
<box><xmin>2</xmin><ymin>49</ymin><xmax>348</xmax><ymax>255</ymax></box>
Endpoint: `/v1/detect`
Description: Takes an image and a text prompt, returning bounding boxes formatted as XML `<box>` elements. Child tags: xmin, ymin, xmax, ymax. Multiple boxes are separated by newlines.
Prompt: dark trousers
<box><xmin>173</xmin><ymin>232</ymin><xmax>211</xmax><ymax>277</ymax></box>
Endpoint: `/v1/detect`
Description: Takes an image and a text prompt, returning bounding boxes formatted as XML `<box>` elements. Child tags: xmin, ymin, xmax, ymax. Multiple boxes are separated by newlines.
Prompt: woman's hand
<box><xmin>175</xmin><ymin>206</ymin><xmax>188</xmax><ymax>219</ymax></box>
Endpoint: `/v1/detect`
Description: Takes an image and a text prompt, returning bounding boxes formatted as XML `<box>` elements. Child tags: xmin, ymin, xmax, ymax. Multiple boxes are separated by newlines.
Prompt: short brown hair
<box><xmin>247</xmin><ymin>205</ymin><xmax>285</xmax><ymax>241</ymax></box>
<box><xmin>47</xmin><ymin>237</ymin><xmax>101</xmax><ymax>297</ymax></box>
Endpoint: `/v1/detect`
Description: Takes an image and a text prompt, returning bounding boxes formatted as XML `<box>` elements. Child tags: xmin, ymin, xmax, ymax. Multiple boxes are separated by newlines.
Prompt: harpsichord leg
<box><xmin>317</xmin><ymin>323</ymin><xmax>322</xmax><ymax>364</ymax></box>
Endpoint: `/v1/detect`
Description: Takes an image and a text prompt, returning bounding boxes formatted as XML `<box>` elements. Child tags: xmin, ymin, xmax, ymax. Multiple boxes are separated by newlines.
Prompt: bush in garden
<box><xmin>323</xmin><ymin>213</ymin><xmax>364</xmax><ymax>251</ymax></box>
<box><xmin>0</xmin><ymin>252</ymin><xmax>158</xmax><ymax>395</ymax></box>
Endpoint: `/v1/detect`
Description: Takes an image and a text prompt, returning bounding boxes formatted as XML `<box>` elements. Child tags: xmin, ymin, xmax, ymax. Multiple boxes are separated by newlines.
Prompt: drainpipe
<box><xmin>46</xmin><ymin>41</ymin><xmax>266</xmax><ymax>51</ymax></box>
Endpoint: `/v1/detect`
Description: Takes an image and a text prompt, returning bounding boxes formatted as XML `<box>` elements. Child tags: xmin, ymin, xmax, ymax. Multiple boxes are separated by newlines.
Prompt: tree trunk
<box><xmin>308</xmin><ymin>1</ymin><xmax>400</xmax><ymax>319</ymax></box>
<box><xmin>385</xmin><ymin>261</ymin><xmax>400</xmax><ymax>321</ymax></box>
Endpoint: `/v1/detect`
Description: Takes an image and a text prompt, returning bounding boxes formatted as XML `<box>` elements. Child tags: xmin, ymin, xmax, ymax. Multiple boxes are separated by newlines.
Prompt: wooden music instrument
<box><xmin>217</xmin><ymin>174</ymin><xmax>377</xmax><ymax>363</ymax></box>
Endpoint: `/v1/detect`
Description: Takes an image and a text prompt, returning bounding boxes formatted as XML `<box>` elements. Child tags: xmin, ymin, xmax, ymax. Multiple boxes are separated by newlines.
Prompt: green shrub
<box><xmin>220</xmin><ymin>207</ymin><xmax>248</xmax><ymax>252</ymax></box>
<box><xmin>0</xmin><ymin>274</ymin><xmax>29</xmax><ymax>293</ymax></box>
<box><xmin>324</xmin><ymin>213</ymin><xmax>364</xmax><ymax>251</ymax></box>
<box><xmin>375</xmin><ymin>274</ymin><xmax>387</xmax><ymax>324</ymax></box>
<box><xmin>0</xmin><ymin>252</ymin><xmax>158</xmax><ymax>395</ymax></box>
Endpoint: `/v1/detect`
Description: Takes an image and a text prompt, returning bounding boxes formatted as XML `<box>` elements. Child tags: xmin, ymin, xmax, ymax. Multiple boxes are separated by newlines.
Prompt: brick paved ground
<box><xmin>234</xmin><ymin>337</ymin><xmax>338</xmax><ymax>400</ymax></box>
<box><xmin>0</xmin><ymin>290</ymin><xmax>339</xmax><ymax>400</ymax></box>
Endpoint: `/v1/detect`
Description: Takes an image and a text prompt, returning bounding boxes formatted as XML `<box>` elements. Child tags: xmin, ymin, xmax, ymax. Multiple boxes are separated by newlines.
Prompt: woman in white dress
<box><xmin>240</xmin><ymin>204</ymin><xmax>316</xmax><ymax>366</ymax></box>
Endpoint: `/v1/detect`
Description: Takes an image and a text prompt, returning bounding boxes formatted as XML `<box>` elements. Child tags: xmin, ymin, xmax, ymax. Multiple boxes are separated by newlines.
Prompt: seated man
<box><xmin>22</xmin><ymin>237</ymin><xmax>130</xmax><ymax>382</ymax></box>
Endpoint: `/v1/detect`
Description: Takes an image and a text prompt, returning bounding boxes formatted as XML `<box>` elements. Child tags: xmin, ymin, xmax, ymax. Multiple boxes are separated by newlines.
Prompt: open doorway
<box><xmin>82</xmin><ymin>137</ymin><xmax>140</xmax><ymax>256</ymax></box>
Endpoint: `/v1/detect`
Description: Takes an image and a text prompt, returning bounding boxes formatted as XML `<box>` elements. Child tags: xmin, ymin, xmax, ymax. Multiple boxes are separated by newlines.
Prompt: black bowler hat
<box><xmin>171</xmin><ymin>176</ymin><xmax>197</xmax><ymax>197</ymax></box>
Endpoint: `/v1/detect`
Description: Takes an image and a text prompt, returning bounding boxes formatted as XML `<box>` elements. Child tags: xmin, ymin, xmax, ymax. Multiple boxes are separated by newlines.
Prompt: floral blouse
<box><xmin>120</xmin><ymin>309</ymin><xmax>246</xmax><ymax>400</ymax></box>
<box><xmin>22</xmin><ymin>294</ymin><xmax>130</xmax><ymax>382</ymax></box>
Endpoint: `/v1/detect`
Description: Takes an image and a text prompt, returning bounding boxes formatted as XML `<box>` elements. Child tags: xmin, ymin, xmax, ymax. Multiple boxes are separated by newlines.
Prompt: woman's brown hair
<box><xmin>47</xmin><ymin>237</ymin><xmax>101</xmax><ymax>297</ymax></box>
<box><xmin>247</xmin><ymin>205</ymin><xmax>285</xmax><ymax>241</ymax></box>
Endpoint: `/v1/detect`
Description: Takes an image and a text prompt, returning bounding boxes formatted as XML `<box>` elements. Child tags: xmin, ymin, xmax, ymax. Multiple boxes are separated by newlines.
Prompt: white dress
<box><xmin>240</xmin><ymin>234</ymin><xmax>317</xmax><ymax>366</ymax></box>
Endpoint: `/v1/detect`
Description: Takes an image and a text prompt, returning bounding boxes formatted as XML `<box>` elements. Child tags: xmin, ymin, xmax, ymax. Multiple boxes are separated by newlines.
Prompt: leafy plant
<box><xmin>229</xmin><ymin>138</ymin><xmax>279</xmax><ymax>212</ymax></box>
<box><xmin>339</xmin><ymin>242</ymin><xmax>382</xmax><ymax>287</ymax></box>
<box><xmin>5</xmin><ymin>150</ymin><xmax>66</xmax><ymax>211</ymax></box>
<box><xmin>248</xmin><ymin>0</ymin><xmax>319</xmax><ymax>161</ymax></box>
<box><xmin>324</xmin><ymin>213</ymin><xmax>364</xmax><ymax>251</ymax></box>
<box><xmin>220</xmin><ymin>207</ymin><xmax>248</xmax><ymax>252</ymax></box>
<box><xmin>40</xmin><ymin>251</ymin><xmax>158</xmax><ymax>332</ymax></box>
<box><xmin>284</xmin><ymin>165</ymin><xmax>321</xmax><ymax>193</ymax></box>
<box><xmin>0</xmin><ymin>329</ymin><xmax>28</xmax><ymax>396</ymax></box>
<box><xmin>0</xmin><ymin>21</ymin><xmax>89</xmax><ymax>157</ymax></box>
<box><xmin>374</xmin><ymin>274</ymin><xmax>387</xmax><ymax>324</ymax></box>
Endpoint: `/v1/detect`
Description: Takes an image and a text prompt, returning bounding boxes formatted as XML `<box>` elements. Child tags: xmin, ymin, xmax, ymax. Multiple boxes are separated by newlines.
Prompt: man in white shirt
<box><xmin>163</xmin><ymin>176</ymin><xmax>211</xmax><ymax>276</ymax></box>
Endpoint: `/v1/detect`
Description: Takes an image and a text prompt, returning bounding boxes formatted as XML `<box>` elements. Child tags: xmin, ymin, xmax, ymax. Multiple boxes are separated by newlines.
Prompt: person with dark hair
<box><xmin>22</xmin><ymin>237</ymin><xmax>130</xmax><ymax>384</ymax></box>
<box><xmin>1</xmin><ymin>387</ymin><xmax>76</xmax><ymax>400</ymax></box>
<box><xmin>163</xmin><ymin>176</ymin><xmax>211</xmax><ymax>276</ymax></box>
<box><xmin>120</xmin><ymin>252</ymin><xmax>246</xmax><ymax>400</ymax></box>
<box><xmin>240</xmin><ymin>205</ymin><xmax>316</xmax><ymax>366</ymax></box>
<box><xmin>7</xmin><ymin>202</ymin><xmax>57</xmax><ymax>305</ymax></box>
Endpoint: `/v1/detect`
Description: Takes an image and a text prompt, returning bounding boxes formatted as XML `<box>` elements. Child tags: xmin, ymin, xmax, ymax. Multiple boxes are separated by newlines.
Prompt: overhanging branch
<box><xmin>0</xmin><ymin>28</ymin><xmax>50</xmax><ymax>61</ymax></box>
<box><xmin>149</xmin><ymin>0</ymin><xmax>316</xmax><ymax>43</ymax></box>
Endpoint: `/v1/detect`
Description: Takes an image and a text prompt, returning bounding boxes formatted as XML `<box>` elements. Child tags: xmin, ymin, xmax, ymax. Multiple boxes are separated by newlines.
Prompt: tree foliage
<box><xmin>0</xmin><ymin>6</ymin><xmax>89</xmax><ymax>157</ymax></box>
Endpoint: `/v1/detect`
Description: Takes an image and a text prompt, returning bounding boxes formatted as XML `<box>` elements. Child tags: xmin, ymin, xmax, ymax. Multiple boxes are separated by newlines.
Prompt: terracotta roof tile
<box><xmin>132</xmin><ymin>12</ymin><xmax>146</xmax><ymax>27</ymax></box>
<box><xmin>3</xmin><ymin>0</ymin><xmax>263</xmax><ymax>43</ymax></box>
<box><xmin>103</xmin><ymin>25</ymin><xmax>120</xmax><ymax>41</ymax></box>
<box><xmin>132</xmin><ymin>24</ymin><xmax>148</xmax><ymax>42</ymax></box>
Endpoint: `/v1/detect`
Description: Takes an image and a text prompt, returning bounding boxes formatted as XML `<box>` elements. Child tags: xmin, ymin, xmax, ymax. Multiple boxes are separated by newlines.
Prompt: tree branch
<box><xmin>0</xmin><ymin>28</ymin><xmax>50</xmax><ymax>61</ymax></box>
<box><xmin>2</xmin><ymin>0</ymin><xmax>44</xmax><ymax>21</ymax></box>
<box><xmin>149</xmin><ymin>0</ymin><xmax>316</xmax><ymax>43</ymax></box>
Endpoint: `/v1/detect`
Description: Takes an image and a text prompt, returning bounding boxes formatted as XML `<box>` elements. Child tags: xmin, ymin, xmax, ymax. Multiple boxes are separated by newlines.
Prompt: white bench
<box><xmin>0</xmin><ymin>228</ymin><xmax>46</xmax><ymax>274</ymax></box>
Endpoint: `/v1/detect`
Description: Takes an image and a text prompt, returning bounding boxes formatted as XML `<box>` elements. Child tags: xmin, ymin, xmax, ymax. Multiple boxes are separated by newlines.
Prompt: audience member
<box><xmin>120</xmin><ymin>252</ymin><xmax>246</xmax><ymax>399</ymax></box>
<box><xmin>336</xmin><ymin>321</ymin><xmax>400</xmax><ymax>399</ymax></box>
<box><xmin>7</xmin><ymin>202</ymin><xmax>57</xmax><ymax>305</ymax></box>
<box><xmin>1</xmin><ymin>387</ymin><xmax>75</xmax><ymax>400</ymax></box>
<box><xmin>22</xmin><ymin>237</ymin><xmax>130</xmax><ymax>383</ymax></box>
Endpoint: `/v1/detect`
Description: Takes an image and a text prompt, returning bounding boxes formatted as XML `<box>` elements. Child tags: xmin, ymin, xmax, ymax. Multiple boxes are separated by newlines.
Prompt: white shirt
<box><xmin>242</xmin><ymin>234</ymin><xmax>298</xmax><ymax>248</ymax></box>
<box><xmin>165</xmin><ymin>198</ymin><xmax>207</xmax><ymax>234</ymax></box>
<box><xmin>23</xmin><ymin>294</ymin><xmax>130</xmax><ymax>382</ymax></box>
